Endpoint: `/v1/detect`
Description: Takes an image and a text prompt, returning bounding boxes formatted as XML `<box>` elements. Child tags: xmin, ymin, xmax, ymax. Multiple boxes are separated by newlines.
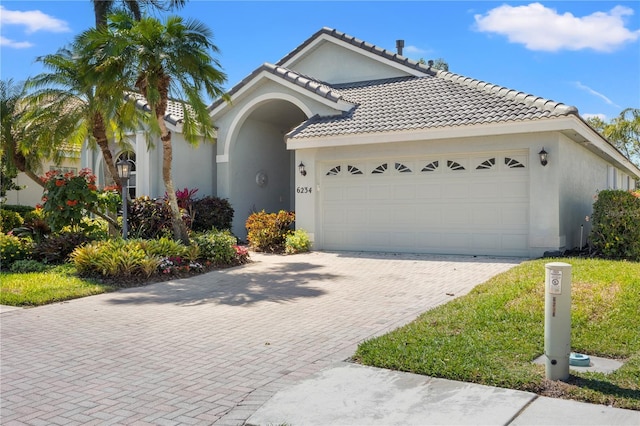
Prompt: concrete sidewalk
<box><xmin>247</xmin><ymin>362</ymin><xmax>640</xmax><ymax>426</ymax></box>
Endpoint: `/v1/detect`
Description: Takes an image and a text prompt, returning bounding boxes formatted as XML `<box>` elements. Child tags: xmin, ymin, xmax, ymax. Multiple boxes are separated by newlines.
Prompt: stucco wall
<box><xmin>4</xmin><ymin>157</ymin><xmax>80</xmax><ymax>207</ymax></box>
<box><xmin>557</xmin><ymin>133</ymin><xmax>609</xmax><ymax>250</ymax></box>
<box><xmin>287</xmin><ymin>41</ymin><xmax>413</xmax><ymax>84</ymax></box>
<box><xmin>229</xmin><ymin>118</ymin><xmax>293</xmax><ymax>238</ymax></box>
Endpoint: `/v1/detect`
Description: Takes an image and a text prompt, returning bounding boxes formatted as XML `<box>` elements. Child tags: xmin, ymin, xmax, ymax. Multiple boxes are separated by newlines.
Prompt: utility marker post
<box><xmin>544</xmin><ymin>262</ymin><xmax>572</xmax><ymax>381</ymax></box>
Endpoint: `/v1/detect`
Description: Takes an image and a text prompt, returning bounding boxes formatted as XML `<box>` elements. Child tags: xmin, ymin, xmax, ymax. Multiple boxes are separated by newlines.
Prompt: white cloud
<box><xmin>0</xmin><ymin>36</ymin><xmax>33</xmax><ymax>49</ymax></box>
<box><xmin>404</xmin><ymin>45</ymin><xmax>426</xmax><ymax>55</ymax></box>
<box><xmin>474</xmin><ymin>3</ymin><xmax>640</xmax><ymax>52</ymax></box>
<box><xmin>574</xmin><ymin>81</ymin><xmax>621</xmax><ymax>108</ymax></box>
<box><xmin>582</xmin><ymin>113</ymin><xmax>608</xmax><ymax>121</ymax></box>
<box><xmin>0</xmin><ymin>6</ymin><xmax>71</xmax><ymax>34</ymax></box>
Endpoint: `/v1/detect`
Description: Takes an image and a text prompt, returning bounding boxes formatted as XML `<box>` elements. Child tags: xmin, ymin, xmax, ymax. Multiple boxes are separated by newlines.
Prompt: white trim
<box><xmin>279</xmin><ymin>33</ymin><xmax>426</xmax><ymax>78</ymax></box>
<box><xmin>286</xmin><ymin>116</ymin><xmax>640</xmax><ymax>178</ymax></box>
<box><xmin>210</xmin><ymin>69</ymin><xmax>352</xmax><ymax>118</ymax></box>
<box><xmin>219</xmin><ymin>92</ymin><xmax>313</xmax><ymax>162</ymax></box>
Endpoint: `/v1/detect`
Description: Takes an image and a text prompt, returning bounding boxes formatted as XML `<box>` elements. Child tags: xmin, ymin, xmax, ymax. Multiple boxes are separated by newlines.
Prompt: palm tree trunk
<box><xmin>161</xmin><ymin>131</ymin><xmax>190</xmax><ymax>244</ymax></box>
<box><xmin>92</xmin><ymin>112</ymin><xmax>122</xmax><ymax>188</ymax></box>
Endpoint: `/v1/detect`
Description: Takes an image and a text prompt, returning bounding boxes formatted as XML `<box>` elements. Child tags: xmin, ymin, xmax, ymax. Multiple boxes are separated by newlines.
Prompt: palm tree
<box><xmin>82</xmin><ymin>12</ymin><xmax>226</xmax><ymax>243</ymax></box>
<box><xmin>92</xmin><ymin>0</ymin><xmax>187</xmax><ymax>27</ymax></box>
<box><xmin>1</xmin><ymin>79</ymin><xmax>74</xmax><ymax>190</ymax></box>
<box><xmin>28</xmin><ymin>47</ymin><xmax>142</xmax><ymax>190</ymax></box>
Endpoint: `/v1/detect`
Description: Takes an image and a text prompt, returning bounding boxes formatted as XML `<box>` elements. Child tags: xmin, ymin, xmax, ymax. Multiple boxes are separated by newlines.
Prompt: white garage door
<box><xmin>320</xmin><ymin>151</ymin><xmax>530</xmax><ymax>256</ymax></box>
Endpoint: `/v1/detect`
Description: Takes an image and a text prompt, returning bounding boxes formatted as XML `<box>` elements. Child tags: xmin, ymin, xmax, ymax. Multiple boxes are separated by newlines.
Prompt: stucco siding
<box><xmin>229</xmin><ymin>118</ymin><xmax>293</xmax><ymax>238</ymax></box>
<box><xmin>558</xmin><ymin>134</ymin><xmax>610</xmax><ymax>250</ymax></box>
<box><xmin>288</xmin><ymin>42</ymin><xmax>413</xmax><ymax>84</ymax></box>
<box><xmin>4</xmin><ymin>157</ymin><xmax>80</xmax><ymax>207</ymax></box>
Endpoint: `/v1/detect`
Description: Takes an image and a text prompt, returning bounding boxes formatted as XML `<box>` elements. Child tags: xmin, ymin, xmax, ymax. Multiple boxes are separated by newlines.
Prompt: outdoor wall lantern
<box><xmin>116</xmin><ymin>158</ymin><xmax>131</xmax><ymax>239</ymax></box>
<box><xmin>298</xmin><ymin>162</ymin><xmax>307</xmax><ymax>176</ymax></box>
<box><xmin>539</xmin><ymin>148</ymin><xmax>548</xmax><ymax>167</ymax></box>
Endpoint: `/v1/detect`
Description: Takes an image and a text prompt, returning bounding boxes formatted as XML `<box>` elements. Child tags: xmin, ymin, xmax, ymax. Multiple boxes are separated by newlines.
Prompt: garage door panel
<box><xmin>393</xmin><ymin>184</ymin><xmax>416</xmax><ymax>200</ymax></box>
<box><xmin>369</xmin><ymin>208</ymin><xmax>392</xmax><ymax>225</ymax></box>
<box><xmin>416</xmin><ymin>184</ymin><xmax>441</xmax><ymax>199</ymax></box>
<box><xmin>442</xmin><ymin>182</ymin><xmax>469</xmax><ymax>198</ymax></box>
<box><xmin>501</xmin><ymin>181</ymin><xmax>528</xmax><ymax>198</ymax></box>
<box><xmin>324</xmin><ymin>186</ymin><xmax>344</xmax><ymax>201</ymax></box>
<box><xmin>470</xmin><ymin>182</ymin><xmax>500</xmax><ymax>198</ymax></box>
<box><xmin>471</xmin><ymin>233</ymin><xmax>500</xmax><ymax>249</ymax></box>
<box><xmin>441</xmin><ymin>207</ymin><xmax>470</xmax><ymax>225</ymax></box>
<box><xmin>320</xmin><ymin>152</ymin><xmax>530</xmax><ymax>256</ymax></box>
<box><xmin>472</xmin><ymin>205</ymin><xmax>501</xmax><ymax>226</ymax></box>
<box><xmin>368</xmin><ymin>184</ymin><xmax>391</xmax><ymax>200</ymax></box>
<box><xmin>502</xmin><ymin>206</ymin><xmax>529</xmax><ymax>226</ymax></box>
<box><xmin>323</xmin><ymin>207</ymin><xmax>345</xmax><ymax>225</ymax></box>
<box><xmin>345</xmin><ymin>185</ymin><xmax>367</xmax><ymax>201</ymax></box>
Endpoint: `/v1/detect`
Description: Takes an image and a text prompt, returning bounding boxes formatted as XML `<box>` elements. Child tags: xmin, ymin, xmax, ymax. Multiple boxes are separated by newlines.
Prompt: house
<box><xmin>4</xmin><ymin>143</ymin><xmax>81</xmax><ymax>207</ymax></box>
<box><xmin>86</xmin><ymin>27</ymin><xmax>640</xmax><ymax>257</ymax></box>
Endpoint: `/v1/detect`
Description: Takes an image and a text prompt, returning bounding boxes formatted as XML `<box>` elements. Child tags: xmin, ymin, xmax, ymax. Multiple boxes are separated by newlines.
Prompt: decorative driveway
<box><xmin>1</xmin><ymin>251</ymin><xmax>521</xmax><ymax>425</ymax></box>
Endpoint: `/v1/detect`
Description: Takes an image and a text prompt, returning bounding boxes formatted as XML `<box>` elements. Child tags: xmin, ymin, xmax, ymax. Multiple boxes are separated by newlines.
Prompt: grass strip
<box><xmin>354</xmin><ymin>257</ymin><xmax>640</xmax><ymax>410</ymax></box>
<box><xmin>0</xmin><ymin>264</ymin><xmax>114</xmax><ymax>306</ymax></box>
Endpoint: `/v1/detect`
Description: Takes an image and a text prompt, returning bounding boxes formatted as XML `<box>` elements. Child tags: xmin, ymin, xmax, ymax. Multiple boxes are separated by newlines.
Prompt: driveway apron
<box><xmin>1</xmin><ymin>251</ymin><xmax>520</xmax><ymax>425</ymax></box>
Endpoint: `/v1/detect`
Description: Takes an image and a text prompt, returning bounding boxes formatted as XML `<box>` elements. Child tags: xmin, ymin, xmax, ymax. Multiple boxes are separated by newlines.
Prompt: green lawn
<box><xmin>354</xmin><ymin>257</ymin><xmax>640</xmax><ymax>410</ymax></box>
<box><xmin>0</xmin><ymin>264</ymin><xmax>114</xmax><ymax>306</ymax></box>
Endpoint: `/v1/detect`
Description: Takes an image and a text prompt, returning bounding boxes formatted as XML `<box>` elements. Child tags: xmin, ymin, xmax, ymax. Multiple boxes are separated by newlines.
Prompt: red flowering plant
<box><xmin>40</xmin><ymin>168</ymin><xmax>120</xmax><ymax>232</ymax></box>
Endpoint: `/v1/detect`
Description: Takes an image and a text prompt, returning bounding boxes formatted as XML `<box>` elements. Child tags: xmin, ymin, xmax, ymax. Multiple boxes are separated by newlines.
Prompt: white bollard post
<box><xmin>544</xmin><ymin>262</ymin><xmax>572</xmax><ymax>381</ymax></box>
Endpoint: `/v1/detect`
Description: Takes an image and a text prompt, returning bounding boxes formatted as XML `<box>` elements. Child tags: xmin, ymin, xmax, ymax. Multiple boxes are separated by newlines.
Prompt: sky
<box><xmin>1</xmin><ymin>1</ymin><xmax>639</xmax><ymax>121</ymax></box>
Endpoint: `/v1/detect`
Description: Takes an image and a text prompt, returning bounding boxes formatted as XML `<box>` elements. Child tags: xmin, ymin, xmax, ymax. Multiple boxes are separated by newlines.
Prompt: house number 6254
<box><xmin>296</xmin><ymin>187</ymin><xmax>312</xmax><ymax>194</ymax></box>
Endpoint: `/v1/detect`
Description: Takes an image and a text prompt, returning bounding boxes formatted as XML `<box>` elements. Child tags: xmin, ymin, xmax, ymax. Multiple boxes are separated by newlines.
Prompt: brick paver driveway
<box><xmin>1</xmin><ymin>251</ymin><xmax>521</xmax><ymax>425</ymax></box>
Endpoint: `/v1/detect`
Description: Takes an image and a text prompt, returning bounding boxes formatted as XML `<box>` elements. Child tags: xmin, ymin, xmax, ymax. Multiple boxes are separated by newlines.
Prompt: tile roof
<box><xmin>288</xmin><ymin>71</ymin><xmax>579</xmax><ymax>139</ymax></box>
<box><xmin>276</xmin><ymin>27</ymin><xmax>435</xmax><ymax>77</ymax></box>
<box><xmin>208</xmin><ymin>63</ymin><xmax>352</xmax><ymax>111</ymax></box>
<box><xmin>125</xmin><ymin>92</ymin><xmax>188</xmax><ymax>125</ymax></box>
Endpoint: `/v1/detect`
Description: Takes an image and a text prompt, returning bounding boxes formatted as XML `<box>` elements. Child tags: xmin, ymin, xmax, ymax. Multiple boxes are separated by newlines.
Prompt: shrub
<box><xmin>1</xmin><ymin>209</ymin><xmax>24</xmax><ymax>233</ymax></box>
<box><xmin>39</xmin><ymin>169</ymin><xmax>106</xmax><ymax>232</ymax></box>
<box><xmin>191</xmin><ymin>196</ymin><xmax>234</xmax><ymax>232</ymax></box>
<box><xmin>245</xmin><ymin>210</ymin><xmax>295</xmax><ymax>252</ymax></box>
<box><xmin>590</xmin><ymin>190</ymin><xmax>640</xmax><ymax>261</ymax></box>
<box><xmin>70</xmin><ymin>239</ymin><xmax>162</xmax><ymax>279</ymax></box>
<box><xmin>0</xmin><ymin>204</ymin><xmax>35</xmax><ymax>215</ymax></box>
<box><xmin>33</xmin><ymin>231</ymin><xmax>92</xmax><ymax>264</ymax></box>
<box><xmin>127</xmin><ymin>196</ymin><xmax>174</xmax><ymax>239</ymax></box>
<box><xmin>139</xmin><ymin>237</ymin><xmax>187</xmax><ymax>258</ymax></box>
<box><xmin>13</xmin><ymin>208</ymin><xmax>51</xmax><ymax>243</ymax></box>
<box><xmin>192</xmin><ymin>229</ymin><xmax>238</xmax><ymax>265</ymax></box>
<box><xmin>285</xmin><ymin>229</ymin><xmax>312</xmax><ymax>254</ymax></box>
<box><xmin>0</xmin><ymin>233</ymin><xmax>31</xmax><ymax>268</ymax></box>
<box><xmin>9</xmin><ymin>259</ymin><xmax>48</xmax><ymax>273</ymax></box>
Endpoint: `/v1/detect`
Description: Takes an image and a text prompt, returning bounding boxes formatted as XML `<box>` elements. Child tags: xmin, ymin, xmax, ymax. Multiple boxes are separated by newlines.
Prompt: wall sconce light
<box><xmin>539</xmin><ymin>148</ymin><xmax>548</xmax><ymax>166</ymax></box>
<box><xmin>298</xmin><ymin>162</ymin><xmax>307</xmax><ymax>176</ymax></box>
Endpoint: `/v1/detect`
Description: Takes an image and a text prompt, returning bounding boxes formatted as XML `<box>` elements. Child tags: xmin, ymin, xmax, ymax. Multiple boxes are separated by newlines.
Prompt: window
<box><xmin>447</xmin><ymin>160</ymin><xmax>465</xmax><ymax>171</ymax></box>
<box><xmin>326</xmin><ymin>165</ymin><xmax>341</xmax><ymax>176</ymax></box>
<box><xmin>348</xmin><ymin>165</ymin><xmax>363</xmax><ymax>175</ymax></box>
<box><xmin>476</xmin><ymin>158</ymin><xmax>495</xmax><ymax>170</ymax></box>
<box><xmin>504</xmin><ymin>157</ymin><xmax>525</xmax><ymax>169</ymax></box>
<box><xmin>421</xmin><ymin>161</ymin><xmax>439</xmax><ymax>172</ymax></box>
<box><xmin>372</xmin><ymin>163</ymin><xmax>388</xmax><ymax>174</ymax></box>
<box><xmin>394</xmin><ymin>162</ymin><xmax>412</xmax><ymax>173</ymax></box>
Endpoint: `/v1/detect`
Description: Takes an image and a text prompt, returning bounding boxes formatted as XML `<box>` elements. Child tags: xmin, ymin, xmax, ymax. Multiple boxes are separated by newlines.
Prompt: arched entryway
<box><xmin>229</xmin><ymin>99</ymin><xmax>308</xmax><ymax>239</ymax></box>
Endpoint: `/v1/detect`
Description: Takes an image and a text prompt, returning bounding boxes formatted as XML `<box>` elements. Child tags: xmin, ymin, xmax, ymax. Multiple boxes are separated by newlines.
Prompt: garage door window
<box><xmin>476</xmin><ymin>158</ymin><xmax>496</xmax><ymax>170</ymax></box>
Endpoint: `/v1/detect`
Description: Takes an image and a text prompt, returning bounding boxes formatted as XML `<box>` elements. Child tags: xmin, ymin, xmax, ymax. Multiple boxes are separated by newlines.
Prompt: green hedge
<box><xmin>590</xmin><ymin>190</ymin><xmax>640</xmax><ymax>261</ymax></box>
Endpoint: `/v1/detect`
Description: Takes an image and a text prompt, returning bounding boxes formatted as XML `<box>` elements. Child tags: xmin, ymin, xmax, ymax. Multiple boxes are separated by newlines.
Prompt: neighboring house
<box><xmin>4</xmin><ymin>143</ymin><xmax>81</xmax><ymax>207</ymax></box>
<box><xmin>87</xmin><ymin>27</ymin><xmax>640</xmax><ymax>257</ymax></box>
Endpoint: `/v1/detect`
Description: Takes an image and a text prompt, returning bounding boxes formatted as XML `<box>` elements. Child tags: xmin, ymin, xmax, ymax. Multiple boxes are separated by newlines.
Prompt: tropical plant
<box><xmin>587</xmin><ymin>108</ymin><xmax>640</xmax><ymax>167</ymax></box>
<box><xmin>245</xmin><ymin>210</ymin><xmax>295</xmax><ymax>252</ymax></box>
<box><xmin>32</xmin><ymin>231</ymin><xmax>93</xmax><ymax>264</ymax></box>
<box><xmin>285</xmin><ymin>229</ymin><xmax>312</xmax><ymax>254</ymax></box>
<box><xmin>0</xmin><ymin>233</ymin><xmax>32</xmax><ymax>268</ymax></box>
<box><xmin>91</xmin><ymin>0</ymin><xmax>187</xmax><ymax>28</ymax></box>
<box><xmin>0</xmin><ymin>209</ymin><xmax>24</xmax><ymax>233</ymax></box>
<box><xmin>39</xmin><ymin>168</ymin><xmax>119</xmax><ymax>232</ymax></box>
<box><xmin>191</xmin><ymin>230</ymin><xmax>238</xmax><ymax>265</ymax></box>
<box><xmin>589</xmin><ymin>190</ymin><xmax>640</xmax><ymax>261</ymax></box>
<box><xmin>79</xmin><ymin>12</ymin><xmax>227</xmax><ymax>243</ymax></box>
<box><xmin>191</xmin><ymin>196</ymin><xmax>234</xmax><ymax>232</ymax></box>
